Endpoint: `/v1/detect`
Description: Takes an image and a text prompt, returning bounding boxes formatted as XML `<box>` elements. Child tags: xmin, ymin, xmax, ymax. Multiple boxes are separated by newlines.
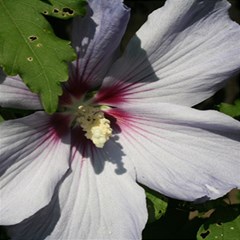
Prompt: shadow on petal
<box><xmin>95</xmin><ymin>36</ymin><xmax>159</xmax><ymax>106</ymax></box>
<box><xmin>71</xmin><ymin>124</ymin><xmax>127</xmax><ymax>176</ymax></box>
<box><xmin>6</xmin><ymin>170</ymin><xmax>71</xmax><ymax>240</ymax></box>
<box><xmin>91</xmin><ymin>135</ymin><xmax>127</xmax><ymax>175</ymax></box>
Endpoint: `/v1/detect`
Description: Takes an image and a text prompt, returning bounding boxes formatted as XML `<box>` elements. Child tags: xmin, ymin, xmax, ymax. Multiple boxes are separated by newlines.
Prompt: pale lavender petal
<box><xmin>71</xmin><ymin>0</ymin><xmax>130</xmax><ymax>88</ymax></box>
<box><xmin>7</xmin><ymin>138</ymin><xmax>147</xmax><ymax>240</ymax></box>
<box><xmin>0</xmin><ymin>70</ymin><xmax>42</xmax><ymax>110</ymax></box>
<box><xmin>108</xmin><ymin>103</ymin><xmax>240</xmax><ymax>201</ymax></box>
<box><xmin>0</xmin><ymin>112</ymin><xmax>71</xmax><ymax>225</ymax></box>
<box><xmin>96</xmin><ymin>0</ymin><xmax>240</xmax><ymax>107</ymax></box>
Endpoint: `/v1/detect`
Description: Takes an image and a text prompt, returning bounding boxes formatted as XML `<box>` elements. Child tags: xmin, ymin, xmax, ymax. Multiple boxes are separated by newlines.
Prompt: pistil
<box><xmin>76</xmin><ymin>105</ymin><xmax>112</xmax><ymax>148</ymax></box>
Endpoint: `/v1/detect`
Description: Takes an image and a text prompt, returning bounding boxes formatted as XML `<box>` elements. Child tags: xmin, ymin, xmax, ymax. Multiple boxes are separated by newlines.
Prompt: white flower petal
<box><xmin>7</xmin><ymin>138</ymin><xmax>147</xmax><ymax>240</ymax></box>
<box><xmin>0</xmin><ymin>70</ymin><xmax>42</xmax><ymax>110</ymax></box>
<box><xmin>0</xmin><ymin>112</ymin><xmax>71</xmax><ymax>225</ymax></box>
<box><xmin>71</xmin><ymin>0</ymin><xmax>130</xmax><ymax>88</ymax></box>
<box><xmin>96</xmin><ymin>0</ymin><xmax>240</xmax><ymax>107</ymax></box>
<box><xmin>109</xmin><ymin>103</ymin><xmax>240</xmax><ymax>201</ymax></box>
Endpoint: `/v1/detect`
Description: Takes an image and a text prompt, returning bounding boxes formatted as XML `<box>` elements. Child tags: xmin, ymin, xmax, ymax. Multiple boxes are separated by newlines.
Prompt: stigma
<box><xmin>76</xmin><ymin>105</ymin><xmax>112</xmax><ymax>148</ymax></box>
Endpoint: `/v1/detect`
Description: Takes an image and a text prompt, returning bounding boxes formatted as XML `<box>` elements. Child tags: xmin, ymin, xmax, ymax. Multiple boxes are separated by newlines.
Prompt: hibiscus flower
<box><xmin>1</xmin><ymin>0</ymin><xmax>240</xmax><ymax>239</ymax></box>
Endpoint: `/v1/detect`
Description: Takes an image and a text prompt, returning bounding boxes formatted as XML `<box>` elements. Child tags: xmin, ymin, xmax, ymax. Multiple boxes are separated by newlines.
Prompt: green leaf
<box><xmin>197</xmin><ymin>205</ymin><xmax>240</xmax><ymax>240</ymax></box>
<box><xmin>0</xmin><ymin>0</ymin><xmax>86</xmax><ymax>113</ymax></box>
<box><xmin>145</xmin><ymin>188</ymin><xmax>168</xmax><ymax>223</ymax></box>
<box><xmin>237</xmin><ymin>191</ymin><xmax>240</xmax><ymax>202</ymax></box>
<box><xmin>41</xmin><ymin>0</ymin><xmax>87</xmax><ymax>19</ymax></box>
<box><xmin>0</xmin><ymin>114</ymin><xmax>4</xmax><ymax>123</ymax></box>
<box><xmin>0</xmin><ymin>107</ymin><xmax>35</xmax><ymax>120</ymax></box>
<box><xmin>0</xmin><ymin>226</ymin><xmax>9</xmax><ymax>240</ymax></box>
<box><xmin>0</xmin><ymin>107</ymin><xmax>16</xmax><ymax>120</ymax></box>
<box><xmin>218</xmin><ymin>99</ymin><xmax>240</xmax><ymax>118</ymax></box>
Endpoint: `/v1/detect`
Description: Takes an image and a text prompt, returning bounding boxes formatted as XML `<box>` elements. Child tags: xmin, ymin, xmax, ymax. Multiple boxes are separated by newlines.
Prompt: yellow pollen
<box><xmin>77</xmin><ymin>105</ymin><xmax>112</xmax><ymax>148</ymax></box>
